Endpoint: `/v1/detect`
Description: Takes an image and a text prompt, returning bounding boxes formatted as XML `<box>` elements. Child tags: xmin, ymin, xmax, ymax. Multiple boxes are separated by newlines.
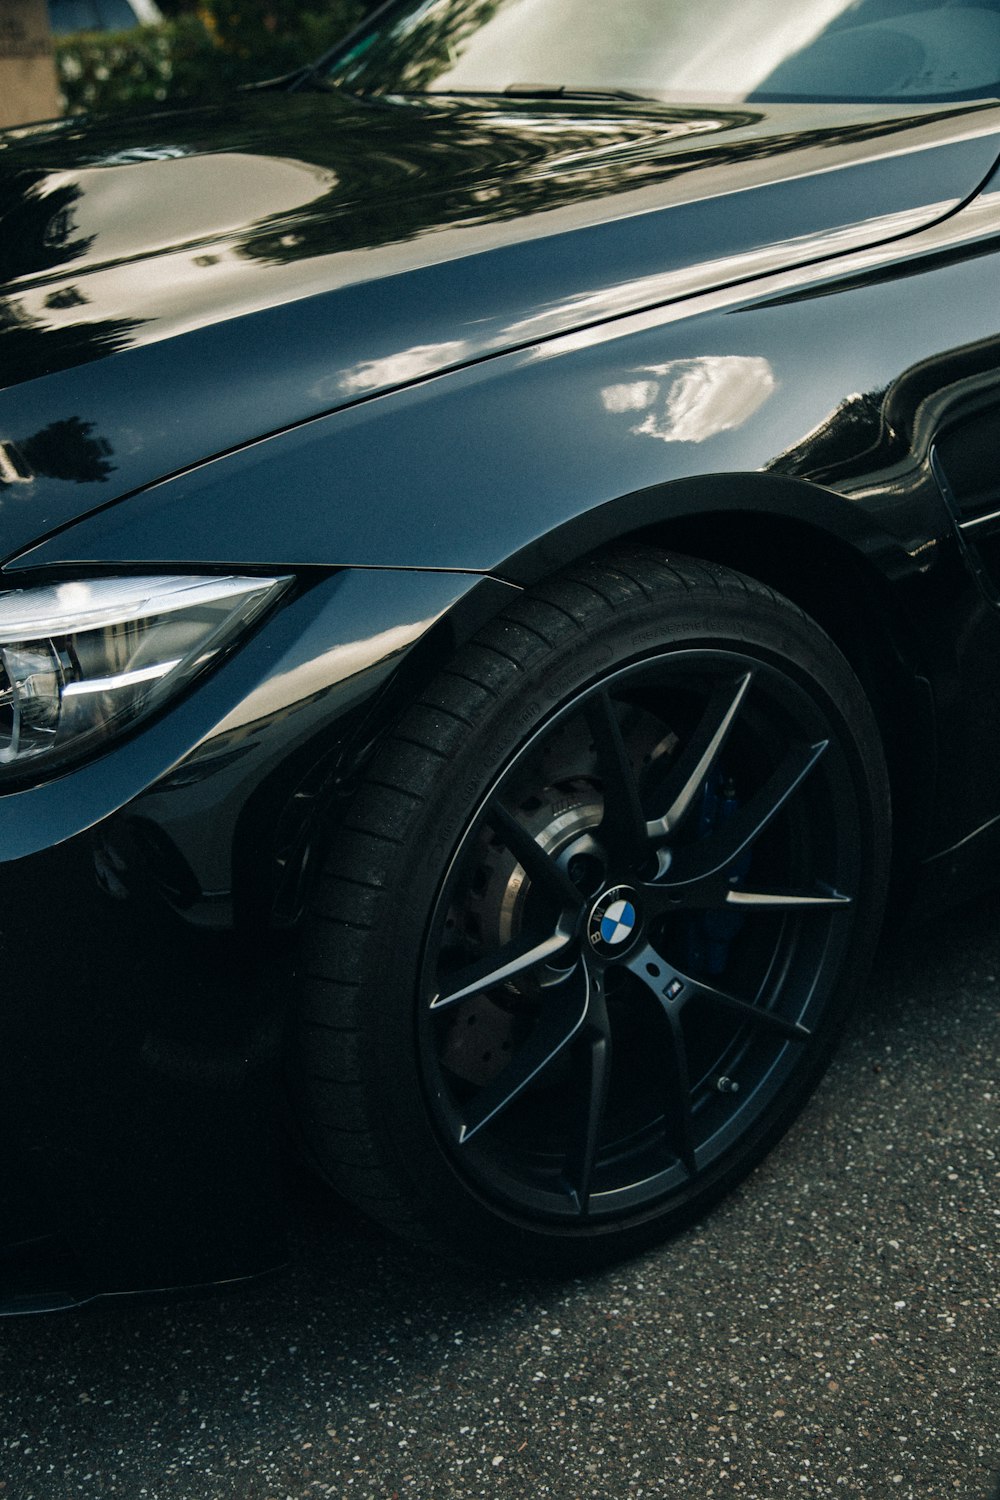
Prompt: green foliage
<box><xmin>56</xmin><ymin>17</ymin><xmax>217</xmax><ymax>113</ymax></box>
<box><xmin>55</xmin><ymin>5</ymin><xmax>364</xmax><ymax>116</ymax></box>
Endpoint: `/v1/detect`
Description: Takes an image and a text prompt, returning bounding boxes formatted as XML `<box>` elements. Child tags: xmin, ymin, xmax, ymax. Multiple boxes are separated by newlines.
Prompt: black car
<box><xmin>1</xmin><ymin>0</ymin><xmax>999</xmax><ymax>1311</ymax></box>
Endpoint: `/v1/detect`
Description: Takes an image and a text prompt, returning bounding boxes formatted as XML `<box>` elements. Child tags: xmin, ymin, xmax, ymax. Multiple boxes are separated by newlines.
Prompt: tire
<box><xmin>292</xmin><ymin>551</ymin><xmax>890</xmax><ymax>1271</ymax></box>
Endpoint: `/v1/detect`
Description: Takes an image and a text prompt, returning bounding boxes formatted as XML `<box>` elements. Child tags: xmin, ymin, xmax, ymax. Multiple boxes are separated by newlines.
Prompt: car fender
<box><xmin>12</xmin><ymin>175</ymin><xmax>1000</xmax><ymax>585</ymax></box>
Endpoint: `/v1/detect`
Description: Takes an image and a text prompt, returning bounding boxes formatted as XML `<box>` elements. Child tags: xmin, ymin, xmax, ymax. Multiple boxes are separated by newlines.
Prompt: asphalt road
<box><xmin>0</xmin><ymin>894</ymin><xmax>997</xmax><ymax>1500</ymax></box>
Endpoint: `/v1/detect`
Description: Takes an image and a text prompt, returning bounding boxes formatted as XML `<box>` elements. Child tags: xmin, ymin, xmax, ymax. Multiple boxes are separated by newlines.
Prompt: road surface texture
<box><xmin>0</xmin><ymin>894</ymin><xmax>997</xmax><ymax>1499</ymax></box>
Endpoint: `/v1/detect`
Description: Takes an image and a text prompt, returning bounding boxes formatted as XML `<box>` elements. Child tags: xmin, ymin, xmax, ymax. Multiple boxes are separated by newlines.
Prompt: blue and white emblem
<box><xmin>600</xmin><ymin>898</ymin><xmax>636</xmax><ymax>945</ymax></box>
<box><xmin>588</xmin><ymin>885</ymin><xmax>640</xmax><ymax>955</ymax></box>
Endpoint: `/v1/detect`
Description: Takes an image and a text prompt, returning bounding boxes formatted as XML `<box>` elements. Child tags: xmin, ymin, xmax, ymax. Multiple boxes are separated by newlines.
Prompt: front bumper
<box><xmin>0</xmin><ymin>566</ymin><xmax>503</xmax><ymax>1311</ymax></box>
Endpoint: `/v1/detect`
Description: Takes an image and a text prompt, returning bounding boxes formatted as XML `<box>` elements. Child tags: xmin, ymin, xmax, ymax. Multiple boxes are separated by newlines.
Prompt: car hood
<box><xmin>1</xmin><ymin>88</ymin><xmax>998</xmax><ymax>561</ymax></box>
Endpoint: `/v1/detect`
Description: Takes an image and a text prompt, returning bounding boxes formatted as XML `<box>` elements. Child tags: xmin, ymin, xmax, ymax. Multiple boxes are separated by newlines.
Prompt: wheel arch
<box><xmin>490</xmin><ymin>471</ymin><xmax>938</xmax><ymax>900</ymax></box>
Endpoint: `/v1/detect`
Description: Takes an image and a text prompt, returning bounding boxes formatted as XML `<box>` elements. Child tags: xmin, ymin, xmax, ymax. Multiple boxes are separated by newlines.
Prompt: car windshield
<box><xmin>321</xmin><ymin>0</ymin><xmax>1000</xmax><ymax>103</ymax></box>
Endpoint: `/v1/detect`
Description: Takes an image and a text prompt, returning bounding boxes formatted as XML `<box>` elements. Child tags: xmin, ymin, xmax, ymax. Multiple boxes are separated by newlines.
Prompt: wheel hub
<box><xmin>478</xmin><ymin>792</ymin><xmax>602</xmax><ymax>948</ymax></box>
<box><xmin>586</xmin><ymin>883</ymin><xmax>641</xmax><ymax>958</ymax></box>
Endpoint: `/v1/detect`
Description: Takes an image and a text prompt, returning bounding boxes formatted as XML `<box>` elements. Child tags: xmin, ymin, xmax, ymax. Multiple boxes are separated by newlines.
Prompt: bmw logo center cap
<box><xmin>588</xmin><ymin>885</ymin><xmax>640</xmax><ymax>955</ymax></box>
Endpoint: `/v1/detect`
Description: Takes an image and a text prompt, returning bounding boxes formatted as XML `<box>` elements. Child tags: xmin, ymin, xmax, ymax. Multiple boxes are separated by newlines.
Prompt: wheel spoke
<box><xmin>563</xmin><ymin>966</ymin><xmax>612</xmax><ymax>1215</ymax></box>
<box><xmin>638</xmin><ymin>878</ymin><xmax>851</xmax><ymax>915</ymax></box>
<box><xmin>660</xmin><ymin>1004</ymin><xmax>698</xmax><ymax>1177</ymax></box>
<box><xmin>584</xmin><ymin>690</ymin><xmax>649</xmax><ymax>861</ymax></box>
<box><xmin>623</xmin><ymin>939</ymin><xmax>812</xmax><ymax>1042</ymax></box>
<box><xmin>645</xmin><ymin>672</ymin><xmax>752</xmax><ymax>840</ymax></box>
<box><xmin>430</xmin><ymin>930</ymin><xmax>576</xmax><ymax>1010</ymax></box>
<box><xmin>725</xmin><ymin>887</ymin><xmax>851</xmax><ymax>909</ymax></box>
<box><xmin>456</xmin><ymin>982</ymin><xmax>589</xmax><ymax>1143</ymax></box>
<box><xmin>486</xmin><ymin>799</ymin><xmax>585</xmax><ymax>911</ymax></box>
<box><xmin>667</xmin><ymin>738</ymin><xmax>829</xmax><ymax>885</ymax></box>
<box><xmin>681</xmin><ymin>972</ymin><xmax>812</xmax><ymax>1041</ymax></box>
<box><xmin>616</xmin><ymin>942</ymin><xmax>696</xmax><ymax>1174</ymax></box>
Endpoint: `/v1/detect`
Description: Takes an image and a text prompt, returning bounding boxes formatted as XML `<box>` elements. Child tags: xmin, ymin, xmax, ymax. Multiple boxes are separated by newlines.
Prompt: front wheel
<box><xmin>292</xmin><ymin>552</ymin><xmax>890</xmax><ymax>1271</ymax></box>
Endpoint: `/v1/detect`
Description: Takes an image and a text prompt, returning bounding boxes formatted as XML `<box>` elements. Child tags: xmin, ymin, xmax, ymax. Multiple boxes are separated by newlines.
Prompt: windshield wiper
<box><xmin>502</xmin><ymin>84</ymin><xmax>654</xmax><ymax>102</ymax></box>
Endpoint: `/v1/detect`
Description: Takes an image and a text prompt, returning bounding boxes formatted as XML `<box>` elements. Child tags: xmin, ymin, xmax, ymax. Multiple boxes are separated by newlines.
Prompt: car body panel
<box><xmin>16</xmin><ymin>182</ymin><xmax>998</xmax><ymax>576</ymax></box>
<box><xmin>1</xmin><ymin>94</ymin><xmax>999</xmax><ymax>559</ymax></box>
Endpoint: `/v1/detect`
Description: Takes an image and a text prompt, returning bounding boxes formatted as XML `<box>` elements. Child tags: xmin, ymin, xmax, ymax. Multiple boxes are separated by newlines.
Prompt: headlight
<box><xmin>0</xmin><ymin>573</ymin><xmax>291</xmax><ymax>780</ymax></box>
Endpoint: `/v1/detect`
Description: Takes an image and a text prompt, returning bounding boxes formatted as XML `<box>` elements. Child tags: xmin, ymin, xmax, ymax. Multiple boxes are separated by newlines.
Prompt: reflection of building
<box><xmin>0</xmin><ymin>0</ymin><xmax>60</xmax><ymax>128</ymax></box>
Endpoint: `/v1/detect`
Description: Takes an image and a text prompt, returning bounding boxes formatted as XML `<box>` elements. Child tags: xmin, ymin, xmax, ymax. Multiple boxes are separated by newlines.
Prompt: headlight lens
<box><xmin>0</xmin><ymin>573</ymin><xmax>290</xmax><ymax>780</ymax></box>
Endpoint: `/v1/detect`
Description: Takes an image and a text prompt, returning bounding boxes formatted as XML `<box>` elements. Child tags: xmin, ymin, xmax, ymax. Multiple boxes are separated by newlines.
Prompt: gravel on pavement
<box><xmin>0</xmin><ymin>894</ymin><xmax>997</xmax><ymax>1499</ymax></box>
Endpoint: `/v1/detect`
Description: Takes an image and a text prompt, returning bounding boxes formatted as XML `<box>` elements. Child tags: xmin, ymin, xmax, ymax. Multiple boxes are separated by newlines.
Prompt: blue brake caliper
<box><xmin>684</xmin><ymin>769</ymin><xmax>750</xmax><ymax>977</ymax></box>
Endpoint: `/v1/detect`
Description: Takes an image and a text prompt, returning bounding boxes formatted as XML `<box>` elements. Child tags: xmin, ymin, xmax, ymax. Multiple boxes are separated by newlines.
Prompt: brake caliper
<box><xmin>684</xmin><ymin>770</ymin><xmax>750</xmax><ymax>976</ymax></box>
